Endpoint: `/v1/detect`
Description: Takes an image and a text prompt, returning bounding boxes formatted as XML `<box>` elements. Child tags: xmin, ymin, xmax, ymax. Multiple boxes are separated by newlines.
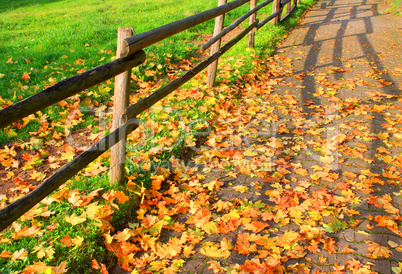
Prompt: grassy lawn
<box><xmin>0</xmin><ymin>0</ymin><xmax>240</xmax><ymax>101</ymax></box>
<box><xmin>0</xmin><ymin>0</ymin><xmax>254</xmax><ymax>143</ymax></box>
<box><xmin>0</xmin><ymin>0</ymin><xmax>317</xmax><ymax>272</ymax></box>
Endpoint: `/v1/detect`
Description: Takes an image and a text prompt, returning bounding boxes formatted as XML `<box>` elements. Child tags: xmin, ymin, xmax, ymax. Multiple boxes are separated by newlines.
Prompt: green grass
<box><xmin>0</xmin><ymin>0</ymin><xmax>247</xmax><ymax>101</ymax></box>
<box><xmin>0</xmin><ymin>0</ymin><xmax>253</xmax><ymax>144</ymax></box>
<box><xmin>0</xmin><ymin>0</ymin><xmax>317</xmax><ymax>145</ymax></box>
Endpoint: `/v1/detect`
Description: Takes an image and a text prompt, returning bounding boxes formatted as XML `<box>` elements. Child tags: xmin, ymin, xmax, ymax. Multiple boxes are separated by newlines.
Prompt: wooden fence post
<box><xmin>287</xmin><ymin>0</ymin><xmax>292</xmax><ymax>15</ymax></box>
<box><xmin>207</xmin><ymin>0</ymin><xmax>227</xmax><ymax>88</ymax></box>
<box><xmin>248</xmin><ymin>0</ymin><xmax>257</xmax><ymax>48</ymax></box>
<box><xmin>110</xmin><ymin>27</ymin><xmax>135</xmax><ymax>185</ymax></box>
<box><xmin>272</xmin><ymin>0</ymin><xmax>281</xmax><ymax>24</ymax></box>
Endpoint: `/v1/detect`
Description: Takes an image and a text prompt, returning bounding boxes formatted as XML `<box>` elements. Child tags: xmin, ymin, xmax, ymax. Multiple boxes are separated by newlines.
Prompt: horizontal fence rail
<box><xmin>0</xmin><ymin>0</ymin><xmax>301</xmax><ymax>232</ymax></box>
<box><xmin>0</xmin><ymin>118</ymin><xmax>139</xmax><ymax>231</ymax></box>
<box><xmin>257</xmin><ymin>7</ymin><xmax>283</xmax><ymax>28</ymax></box>
<box><xmin>122</xmin><ymin>0</ymin><xmax>251</xmax><ymax>57</ymax></box>
<box><xmin>0</xmin><ymin>51</ymin><xmax>146</xmax><ymax>129</ymax></box>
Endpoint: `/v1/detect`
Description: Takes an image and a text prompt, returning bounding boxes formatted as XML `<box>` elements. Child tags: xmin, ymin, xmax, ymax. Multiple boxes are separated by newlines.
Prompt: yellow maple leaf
<box><xmin>277</xmin><ymin>230</ymin><xmax>300</xmax><ymax>249</ymax></box>
<box><xmin>65</xmin><ymin>213</ymin><xmax>86</xmax><ymax>226</ymax></box>
<box><xmin>200</xmin><ymin>242</ymin><xmax>226</xmax><ymax>258</ymax></box>
<box><xmin>12</xmin><ymin>249</ymin><xmax>28</xmax><ymax>261</ymax></box>
<box><xmin>67</xmin><ymin>191</ymin><xmax>82</xmax><ymax>206</ymax></box>
<box><xmin>33</xmin><ymin>242</ymin><xmax>55</xmax><ymax>259</ymax></box>
<box><xmin>320</xmin><ymin>155</ymin><xmax>334</xmax><ymax>164</ymax></box>
<box><xmin>182</xmin><ymin>245</ymin><xmax>195</xmax><ymax>258</ymax></box>
<box><xmin>204</xmin><ymin>179</ymin><xmax>224</xmax><ymax>191</ymax></box>
<box><xmin>213</xmin><ymin>200</ymin><xmax>233</xmax><ymax>212</ymax></box>
<box><xmin>307</xmin><ymin>210</ymin><xmax>322</xmax><ymax>221</ymax></box>
<box><xmin>377</xmin><ymin>132</ymin><xmax>389</xmax><ymax>140</ymax></box>
<box><xmin>84</xmin><ymin>202</ymin><xmax>103</xmax><ymax>220</ymax></box>
<box><xmin>203</xmin><ymin>221</ymin><xmax>218</xmax><ymax>235</ymax></box>
<box><xmin>294</xmin><ymin>168</ymin><xmax>308</xmax><ymax>176</ymax></box>
<box><xmin>59</xmin><ymin>151</ymin><xmax>75</xmax><ymax>162</ymax></box>
<box><xmin>113</xmin><ymin>228</ymin><xmax>132</xmax><ymax>242</ymax></box>
<box><xmin>71</xmin><ymin>236</ymin><xmax>84</xmax><ymax>246</ymax></box>
<box><xmin>233</xmin><ymin>185</ymin><xmax>248</xmax><ymax>193</ymax></box>
<box><xmin>29</xmin><ymin>171</ymin><xmax>46</xmax><ymax>181</ymax></box>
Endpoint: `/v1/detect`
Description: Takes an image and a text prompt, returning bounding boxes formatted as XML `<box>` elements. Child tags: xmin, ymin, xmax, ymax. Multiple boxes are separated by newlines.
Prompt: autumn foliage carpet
<box><xmin>1</xmin><ymin>0</ymin><xmax>402</xmax><ymax>273</ymax></box>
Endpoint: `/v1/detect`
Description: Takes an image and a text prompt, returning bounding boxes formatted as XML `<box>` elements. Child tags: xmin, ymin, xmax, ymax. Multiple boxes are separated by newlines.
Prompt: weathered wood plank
<box><xmin>110</xmin><ymin>27</ymin><xmax>135</xmax><ymax>185</ymax></box>
<box><xmin>248</xmin><ymin>0</ymin><xmax>257</xmax><ymax>48</ymax></box>
<box><xmin>272</xmin><ymin>0</ymin><xmax>282</xmax><ymax>24</ymax></box>
<box><xmin>207</xmin><ymin>0</ymin><xmax>227</xmax><ymax>88</ymax></box>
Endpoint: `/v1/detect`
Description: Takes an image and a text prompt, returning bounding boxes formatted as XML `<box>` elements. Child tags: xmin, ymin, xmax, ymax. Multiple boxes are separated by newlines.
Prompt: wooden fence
<box><xmin>0</xmin><ymin>0</ymin><xmax>300</xmax><ymax>231</ymax></box>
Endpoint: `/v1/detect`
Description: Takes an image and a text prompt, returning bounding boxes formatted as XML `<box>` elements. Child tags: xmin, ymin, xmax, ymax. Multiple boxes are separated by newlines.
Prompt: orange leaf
<box><xmin>100</xmin><ymin>264</ymin><xmax>109</xmax><ymax>274</ymax></box>
<box><xmin>366</xmin><ymin>241</ymin><xmax>392</xmax><ymax>258</ymax></box>
<box><xmin>120</xmin><ymin>241</ymin><xmax>138</xmax><ymax>255</ymax></box>
<box><xmin>343</xmin><ymin>171</ymin><xmax>357</xmax><ymax>179</ymax></box>
<box><xmin>22</xmin><ymin>262</ymin><xmax>47</xmax><ymax>273</ymax></box>
<box><xmin>186</xmin><ymin>208</ymin><xmax>211</xmax><ymax>228</ymax></box>
<box><xmin>21</xmin><ymin>72</ymin><xmax>30</xmax><ymax>81</ymax></box>
<box><xmin>243</xmin><ymin>221</ymin><xmax>268</xmax><ymax>233</ymax></box>
<box><xmin>92</xmin><ymin>259</ymin><xmax>101</xmax><ymax>270</ymax></box>
<box><xmin>377</xmin><ymin>132</ymin><xmax>389</xmax><ymax>140</ymax></box>
<box><xmin>294</xmin><ymin>168</ymin><xmax>308</xmax><ymax>176</ymax></box>
<box><xmin>341</xmin><ymin>245</ymin><xmax>355</xmax><ymax>254</ymax></box>
<box><xmin>183</xmin><ymin>245</ymin><xmax>195</xmax><ymax>258</ymax></box>
<box><xmin>0</xmin><ymin>250</ymin><xmax>11</xmax><ymax>258</ymax></box>
<box><xmin>111</xmin><ymin>190</ymin><xmax>129</xmax><ymax>204</ymax></box>
<box><xmin>345</xmin><ymin>258</ymin><xmax>363</xmax><ymax>271</ymax></box>
<box><xmin>60</xmin><ymin>236</ymin><xmax>74</xmax><ymax>247</ymax></box>
<box><xmin>234</xmin><ymin>233</ymin><xmax>257</xmax><ymax>255</ymax></box>
<box><xmin>151</xmin><ymin>175</ymin><xmax>164</xmax><ymax>191</ymax></box>
<box><xmin>323</xmin><ymin>237</ymin><xmax>337</xmax><ymax>254</ymax></box>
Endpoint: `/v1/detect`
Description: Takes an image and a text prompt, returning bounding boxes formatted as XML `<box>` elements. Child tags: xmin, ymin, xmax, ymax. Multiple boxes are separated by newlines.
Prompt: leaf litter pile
<box><xmin>1</xmin><ymin>53</ymin><xmax>402</xmax><ymax>273</ymax></box>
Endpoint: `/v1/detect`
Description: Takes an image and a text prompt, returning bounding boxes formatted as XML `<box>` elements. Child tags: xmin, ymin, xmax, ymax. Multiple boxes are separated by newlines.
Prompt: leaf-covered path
<box><xmin>111</xmin><ymin>0</ymin><xmax>402</xmax><ymax>272</ymax></box>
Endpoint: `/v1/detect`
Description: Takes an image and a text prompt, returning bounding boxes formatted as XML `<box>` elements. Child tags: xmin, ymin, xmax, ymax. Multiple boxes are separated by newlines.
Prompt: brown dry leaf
<box><xmin>366</xmin><ymin>241</ymin><xmax>392</xmax><ymax>258</ymax></box>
